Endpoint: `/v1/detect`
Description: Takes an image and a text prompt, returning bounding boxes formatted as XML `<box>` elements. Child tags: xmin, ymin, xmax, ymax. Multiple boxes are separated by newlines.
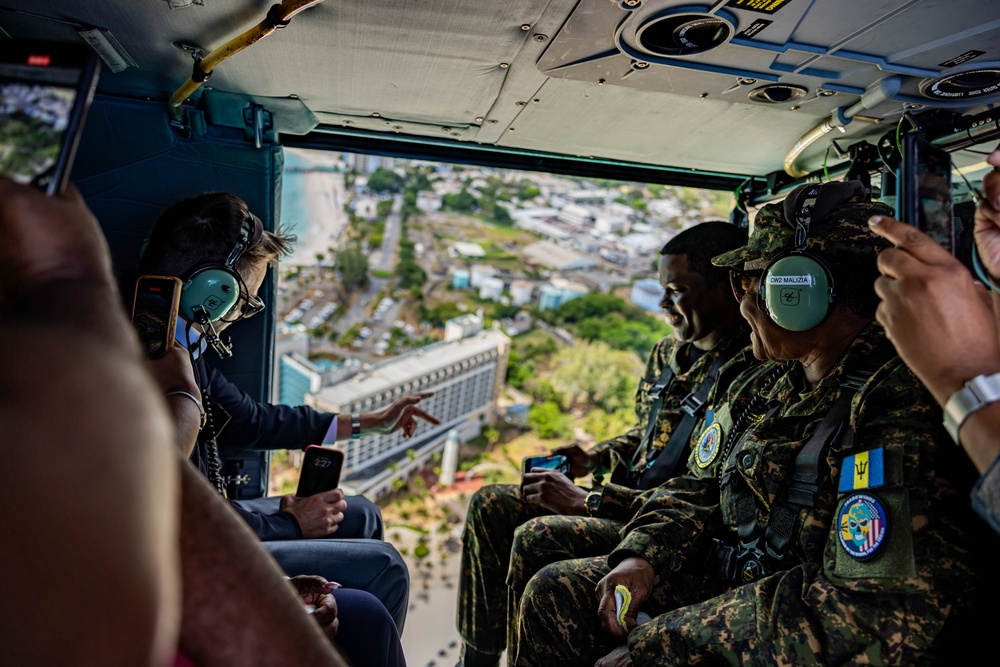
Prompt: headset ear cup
<box><xmin>180</xmin><ymin>267</ymin><xmax>241</xmax><ymax>322</ymax></box>
<box><xmin>763</xmin><ymin>253</ymin><xmax>833</xmax><ymax>331</ymax></box>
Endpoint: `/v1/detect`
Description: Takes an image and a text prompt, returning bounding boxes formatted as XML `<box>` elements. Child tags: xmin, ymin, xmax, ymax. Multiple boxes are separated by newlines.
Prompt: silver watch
<box><xmin>943</xmin><ymin>372</ymin><xmax>1000</xmax><ymax>444</ymax></box>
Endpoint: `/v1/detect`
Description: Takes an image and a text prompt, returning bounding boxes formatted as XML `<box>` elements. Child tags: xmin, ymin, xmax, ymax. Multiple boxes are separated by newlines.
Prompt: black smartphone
<box><xmin>0</xmin><ymin>40</ymin><xmax>100</xmax><ymax>195</ymax></box>
<box><xmin>897</xmin><ymin>133</ymin><xmax>955</xmax><ymax>254</ymax></box>
<box><xmin>297</xmin><ymin>445</ymin><xmax>345</xmax><ymax>497</ymax></box>
<box><xmin>521</xmin><ymin>454</ymin><xmax>571</xmax><ymax>476</ymax></box>
<box><xmin>131</xmin><ymin>276</ymin><xmax>182</xmax><ymax>358</ymax></box>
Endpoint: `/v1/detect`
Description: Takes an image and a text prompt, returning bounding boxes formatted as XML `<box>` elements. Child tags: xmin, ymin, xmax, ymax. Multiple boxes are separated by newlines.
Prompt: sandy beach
<box><xmin>281</xmin><ymin>148</ymin><xmax>349</xmax><ymax>267</ymax></box>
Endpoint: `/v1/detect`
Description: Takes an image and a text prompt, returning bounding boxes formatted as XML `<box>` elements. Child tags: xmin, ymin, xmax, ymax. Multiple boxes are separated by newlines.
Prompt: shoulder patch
<box><xmin>695</xmin><ymin>422</ymin><xmax>722</xmax><ymax>469</ymax></box>
<box><xmin>838</xmin><ymin>492</ymin><xmax>889</xmax><ymax>560</ymax></box>
<box><xmin>838</xmin><ymin>447</ymin><xmax>885</xmax><ymax>492</ymax></box>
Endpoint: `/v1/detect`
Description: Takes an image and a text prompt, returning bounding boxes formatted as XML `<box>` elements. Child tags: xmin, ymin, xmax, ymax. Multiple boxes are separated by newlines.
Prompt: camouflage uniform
<box><xmin>457</xmin><ymin>327</ymin><xmax>753</xmax><ymax>658</ymax></box>
<box><xmin>512</xmin><ymin>197</ymin><xmax>992</xmax><ymax>666</ymax></box>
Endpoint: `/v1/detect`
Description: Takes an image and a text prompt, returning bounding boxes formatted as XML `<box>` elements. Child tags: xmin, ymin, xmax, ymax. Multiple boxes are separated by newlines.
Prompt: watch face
<box><xmin>587</xmin><ymin>492</ymin><xmax>601</xmax><ymax>512</ymax></box>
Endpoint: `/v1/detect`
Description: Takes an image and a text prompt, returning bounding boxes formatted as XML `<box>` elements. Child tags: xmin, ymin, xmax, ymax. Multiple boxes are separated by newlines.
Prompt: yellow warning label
<box><xmin>727</xmin><ymin>0</ymin><xmax>795</xmax><ymax>15</ymax></box>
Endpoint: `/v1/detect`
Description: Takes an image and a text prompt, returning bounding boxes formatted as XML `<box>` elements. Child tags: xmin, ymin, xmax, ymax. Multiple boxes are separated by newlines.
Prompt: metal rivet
<box><xmin>532</xmin><ymin>99</ymin><xmax>540</xmax><ymax>104</ymax></box>
<box><xmin>475</xmin><ymin>117</ymin><xmax>484</xmax><ymax>122</ymax></box>
<box><xmin>533</xmin><ymin>34</ymin><xmax>547</xmax><ymax>42</ymax></box>
<box><xmin>598</xmin><ymin>79</ymin><xmax>605</xmax><ymax>85</ymax></box>
<box><xmin>508</xmin><ymin>127</ymin><xmax>515</xmax><ymax>132</ymax></box>
<box><xmin>739</xmin><ymin>78</ymin><xmax>756</xmax><ymax>85</ymax></box>
<box><xmin>516</xmin><ymin>101</ymin><xmax>526</xmax><ymax>107</ymax></box>
<box><xmin>372</xmin><ymin>112</ymin><xmax>381</xmax><ymax>117</ymax></box>
<box><xmin>635</xmin><ymin>62</ymin><xmax>649</xmax><ymax>69</ymax></box>
<box><xmin>288</xmin><ymin>94</ymin><xmax>299</xmax><ymax>99</ymax></box>
<box><xmin>499</xmin><ymin>63</ymin><xmax>509</xmax><ymax>69</ymax></box>
<box><xmin>818</xmin><ymin>90</ymin><xmax>835</xmax><ymax>97</ymax></box>
<box><xmin>790</xmin><ymin>105</ymin><xmax>800</xmax><ymax>111</ymax></box>
<box><xmin>343</xmin><ymin>120</ymin><xmax>353</xmax><ymax>124</ymax></box>
<box><xmin>699</xmin><ymin>93</ymin><xmax>708</xmax><ymax>98</ymax></box>
<box><xmin>489</xmin><ymin>119</ymin><xmax>499</xmax><ymax>124</ymax></box>
<box><xmin>452</xmin><ymin>132</ymin><xmax>461</xmax><ymax>136</ymax></box>
<box><xmin>520</xmin><ymin>24</ymin><xmax>530</xmax><ymax>31</ymax></box>
<box><xmin>393</xmin><ymin>126</ymin><xmax>403</xmax><ymax>130</ymax></box>
<box><xmin>442</xmin><ymin>127</ymin><xmax>452</xmax><ymax>132</ymax></box>
<box><xmin>384</xmin><ymin>121</ymin><xmax>391</xmax><ymax>125</ymax></box>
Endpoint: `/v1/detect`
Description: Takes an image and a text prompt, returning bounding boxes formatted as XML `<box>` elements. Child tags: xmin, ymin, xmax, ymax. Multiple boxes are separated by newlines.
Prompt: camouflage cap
<box><xmin>712</xmin><ymin>181</ymin><xmax>894</xmax><ymax>267</ymax></box>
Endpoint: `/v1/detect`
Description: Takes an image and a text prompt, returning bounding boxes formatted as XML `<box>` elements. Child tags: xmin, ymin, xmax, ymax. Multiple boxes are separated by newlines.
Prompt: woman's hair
<box><xmin>139</xmin><ymin>192</ymin><xmax>295</xmax><ymax>278</ymax></box>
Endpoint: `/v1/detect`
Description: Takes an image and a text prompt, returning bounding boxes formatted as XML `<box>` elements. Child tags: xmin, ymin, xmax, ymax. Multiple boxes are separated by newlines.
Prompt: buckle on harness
<box><xmin>680</xmin><ymin>392</ymin><xmax>706</xmax><ymax>416</ymax></box>
<box><xmin>735</xmin><ymin>538</ymin><xmax>769</xmax><ymax>585</ymax></box>
<box><xmin>648</xmin><ymin>382</ymin><xmax>669</xmax><ymax>400</ymax></box>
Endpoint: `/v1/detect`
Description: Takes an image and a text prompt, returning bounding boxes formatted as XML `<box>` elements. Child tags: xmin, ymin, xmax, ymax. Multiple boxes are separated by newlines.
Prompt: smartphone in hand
<box><xmin>297</xmin><ymin>446</ymin><xmax>345</xmax><ymax>497</ymax></box>
<box><xmin>131</xmin><ymin>275</ymin><xmax>182</xmax><ymax>358</ymax></box>
<box><xmin>897</xmin><ymin>133</ymin><xmax>954</xmax><ymax>254</ymax></box>
<box><xmin>0</xmin><ymin>40</ymin><xmax>100</xmax><ymax>195</ymax></box>
<box><xmin>521</xmin><ymin>454</ymin><xmax>571</xmax><ymax>477</ymax></box>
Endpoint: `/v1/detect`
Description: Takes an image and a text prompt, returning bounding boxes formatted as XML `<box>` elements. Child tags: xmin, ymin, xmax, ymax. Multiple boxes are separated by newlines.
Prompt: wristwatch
<box><xmin>585</xmin><ymin>490</ymin><xmax>603</xmax><ymax>517</ymax></box>
<box><xmin>943</xmin><ymin>372</ymin><xmax>1000</xmax><ymax>444</ymax></box>
<box><xmin>351</xmin><ymin>413</ymin><xmax>362</xmax><ymax>440</ymax></box>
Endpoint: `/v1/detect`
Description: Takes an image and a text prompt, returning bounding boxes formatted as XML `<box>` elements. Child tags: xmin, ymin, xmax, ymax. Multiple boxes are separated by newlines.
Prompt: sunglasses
<box><xmin>729</xmin><ymin>268</ymin><xmax>764</xmax><ymax>304</ymax></box>
<box><xmin>221</xmin><ymin>292</ymin><xmax>266</xmax><ymax>323</ymax></box>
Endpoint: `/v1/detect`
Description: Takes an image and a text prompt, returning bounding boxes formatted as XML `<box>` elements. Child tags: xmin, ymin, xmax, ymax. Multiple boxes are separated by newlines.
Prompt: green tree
<box><xmin>367</xmin><ymin>167</ymin><xmax>404</xmax><ymax>194</ymax></box>
<box><xmin>527</xmin><ymin>401</ymin><xmax>571</xmax><ymax>439</ymax></box>
<box><xmin>334</xmin><ymin>243</ymin><xmax>370</xmax><ymax>292</ymax></box>
<box><xmin>549</xmin><ymin>341</ymin><xmax>643</xmax><ymax>412</ymax></box>
<box><xmin>442</xmin><ymin>188</ymin><xmax>478</xmax><ymax>212</ymax></box>
<box><xmin>376</xmin><ymin>198</ymin><xmax>394</xmax><ymax>219</ymax></box>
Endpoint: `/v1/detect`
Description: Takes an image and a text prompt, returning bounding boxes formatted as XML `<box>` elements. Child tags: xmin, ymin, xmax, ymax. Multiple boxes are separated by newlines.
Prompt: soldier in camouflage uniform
<box><xmin>456</xmin><ymin>221</ymin><xmax>755</xmax><ymax>667</ymax></box>
<box><xmin>512</xmin><ymin>181</ymin><xmax>991</xmax><ymax>666</ymax></box>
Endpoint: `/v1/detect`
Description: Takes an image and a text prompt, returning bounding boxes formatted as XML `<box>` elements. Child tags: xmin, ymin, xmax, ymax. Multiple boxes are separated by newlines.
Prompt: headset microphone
<box><xmin>193</xmin><ymin>306</ymin><xmax>234</xmax><ymax>358</ymax></box>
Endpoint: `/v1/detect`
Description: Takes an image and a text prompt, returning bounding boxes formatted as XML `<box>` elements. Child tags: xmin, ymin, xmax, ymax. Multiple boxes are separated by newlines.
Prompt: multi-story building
<box><xmin>307</xmin><ymin>326</ymin><xmax>510</xmax><ymax>498</ymax></box>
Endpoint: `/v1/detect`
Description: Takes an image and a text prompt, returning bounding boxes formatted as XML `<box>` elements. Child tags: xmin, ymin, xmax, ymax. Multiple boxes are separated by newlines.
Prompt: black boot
<box><xmin>456</xmin><ymin>644</ymin><xmax>501</xmax><ymax>667</ymax></box>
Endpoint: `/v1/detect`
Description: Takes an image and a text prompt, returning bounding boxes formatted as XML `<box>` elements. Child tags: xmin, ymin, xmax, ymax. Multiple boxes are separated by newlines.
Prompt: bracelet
<box><xmin>943</xmin><ymin>372</ymin><xmax>1000</xmax><ymax>444</ymax></box>
<box><xmin>971</xmin><ymin>245</ymin><xmax>1000</xmax><ymax>295</ymax></box>
<box><xmin>351</xmin><ymin>413</ymin><xmax>362</xmax><ymax>440</ymax></box>
<box><xmin>165</xmin><ymin>390</ymin><xmax>207</xmax><ymax>430</ymax></box>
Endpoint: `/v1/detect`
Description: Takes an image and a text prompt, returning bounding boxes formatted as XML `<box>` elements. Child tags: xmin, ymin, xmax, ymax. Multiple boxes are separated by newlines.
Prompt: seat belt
<box><xmin>628</xmin><ymin>361</ymin><xmax>676</xmax><ymax>473</ymax></box>
<box><xmin>635</xmin><ymin>354</ymin><xmax>727</xmax><ymax>490</ymax></box>
<box><xmin>731</xmin><ymin>371</ymin><xmax>872</xmax><ymax>583</ymax></box>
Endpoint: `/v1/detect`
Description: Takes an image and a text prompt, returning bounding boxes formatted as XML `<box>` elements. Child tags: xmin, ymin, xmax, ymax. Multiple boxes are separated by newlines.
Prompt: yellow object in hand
<box><xmin>614</xmin><ymin>584</ymin><xmax>632</xmax><ymax>632</ymax></box>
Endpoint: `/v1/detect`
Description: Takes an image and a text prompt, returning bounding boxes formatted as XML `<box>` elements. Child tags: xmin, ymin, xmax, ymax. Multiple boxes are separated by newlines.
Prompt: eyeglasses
<box><xmin>221</xmin><ymin>293</ymin><xmax>265</xmax><ymax>322</ymax></box>
<box><xmin>729</xmin><ymin>268</ymin><xmax>764</xmax><ymax>303</ymax></box>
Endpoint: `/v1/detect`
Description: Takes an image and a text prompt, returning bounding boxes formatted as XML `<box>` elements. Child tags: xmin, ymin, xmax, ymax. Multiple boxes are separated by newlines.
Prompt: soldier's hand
<box><xmin>596</xmin><ymin>557</ymin><xmax>654</xmax><ymax>640</ymax></box>
<box><xmin>595</xmin><ymin>645</ymin><xmax>633</xmax><ymax>667</ymax></box>
<box><xmin>974</xmin><ymin>164</ymin><xmax>1000</xmax><ymax>278</ymax></box>
<box><xmin>521</xmin><ymin>469</ymin><xmax>588</xmax><ymax>515</ymax></box>
<box><xmin>551</xmin><ymin>442</ymin><xmax>598</xmax><ymax>479</ymax></box>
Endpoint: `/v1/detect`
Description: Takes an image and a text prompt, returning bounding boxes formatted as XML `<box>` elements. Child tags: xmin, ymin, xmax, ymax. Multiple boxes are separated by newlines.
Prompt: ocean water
<box><xmin>279</xmin><ymin>149</ymin><xmax>311</xmax><ymax>241</ymax></box>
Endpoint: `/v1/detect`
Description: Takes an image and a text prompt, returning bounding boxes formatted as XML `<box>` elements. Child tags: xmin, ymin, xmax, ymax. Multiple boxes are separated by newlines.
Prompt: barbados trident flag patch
<box><xmin>838</xmin><ymin>447</ymin><xmax>884</xmax><ymax>492</ymax></box>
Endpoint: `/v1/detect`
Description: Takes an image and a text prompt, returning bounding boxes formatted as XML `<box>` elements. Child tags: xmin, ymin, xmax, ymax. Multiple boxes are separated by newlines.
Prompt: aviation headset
<box><xmin>758</xmin><ymin>180</ymin><xmax>867</xmax><ymax>332</ymax></box>
<box><xmin>178</xmin><ymin>210</ymin><xmax>264</xmax><ymax>323</ymax></box>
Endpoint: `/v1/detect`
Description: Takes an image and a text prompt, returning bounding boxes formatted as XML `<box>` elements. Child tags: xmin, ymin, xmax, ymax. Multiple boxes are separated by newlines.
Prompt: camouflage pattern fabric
<box><xmin>457</xmin><ymin>328</ymin><xmax>753</xmax><ymax>657</ymax></box>
<box><xmin>593</xmin><ymin>326</ymin><xmax>753</xmax><ymax>523</ymax></box>
<box><xmin>711</xmin><ymin>197</ymin><xmax>893</xmax><ymax>269</ymax></box>
<box><xmin>512</xmin><ymin>323</ymin><xmax>986</xmax><ymax>666</ymax></box>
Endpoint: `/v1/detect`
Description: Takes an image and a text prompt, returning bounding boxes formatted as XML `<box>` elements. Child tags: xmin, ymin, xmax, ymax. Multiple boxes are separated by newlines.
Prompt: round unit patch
<box><xmin>694</xmin><ymin>422</ymin><xmax>722</xmax><ymax>469</ymax></box>
<box><xmin>838</xmin><ymin>493</ymin><xmax>889</xmax><ymax>560</ymax></box>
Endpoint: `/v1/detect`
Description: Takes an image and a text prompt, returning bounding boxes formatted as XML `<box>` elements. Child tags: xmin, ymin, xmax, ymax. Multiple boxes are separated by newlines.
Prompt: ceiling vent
<box><xmin>748</xmin><ymin>84</ymin><xmax>808</xmax><ymax>104</ymax></box>
<box><xmin>919</xmin><ymin>67</ymin><xmax>1000</xmax><ymax>102</ymax></box>
<box><xmin>635</xmin><ymin>14</ymin><xmax>732</xmax><ymax>58</ymax></box>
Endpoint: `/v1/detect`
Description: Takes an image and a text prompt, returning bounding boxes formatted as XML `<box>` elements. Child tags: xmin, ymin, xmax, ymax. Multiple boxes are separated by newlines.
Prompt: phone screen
<box><xmin>297</xmin><ymin>446</ymin><xmax>345</xmax><ymax>497</ymax></box>
<box><xmin>898</xmin><ymin>133</ymin><xmax>954</xmax><ymax>254</ymax></box>
<box><xmin>522</xmin><ymin>454</ymin><xmax>570</xmax><ymax>476</ymax></box>
<box><xmin>132</xmin><ymin>276</ymin><xmax>182</xmax><ymax>358</ymax></box>
<box><xmin>0</xmin><ymin>41</ymin><xmax>99</xmax><ymax>194</ymax></box>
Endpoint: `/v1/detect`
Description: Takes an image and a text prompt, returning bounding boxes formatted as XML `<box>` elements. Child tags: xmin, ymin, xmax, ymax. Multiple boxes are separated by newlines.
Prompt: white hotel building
<box><xmin>305</xmin><ymin>326</ymin><xmax>510</xmax><ymax>498</ymax></box>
